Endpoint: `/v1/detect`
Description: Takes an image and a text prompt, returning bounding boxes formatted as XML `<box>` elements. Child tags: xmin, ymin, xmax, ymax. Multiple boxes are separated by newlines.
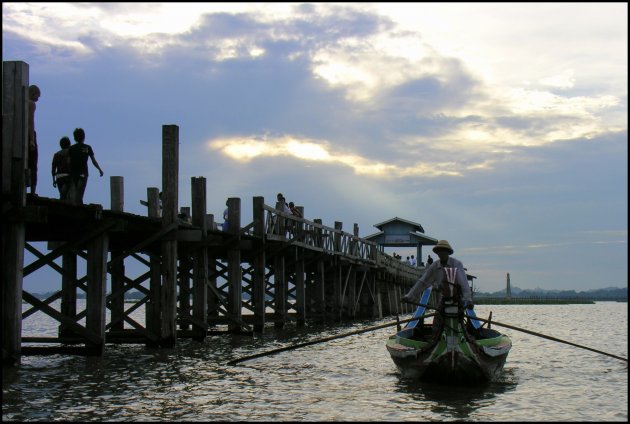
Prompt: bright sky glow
<box><xmin>209</xmin><ymin>135</ymin><xmax>464</xmax><ymax>178</ymax></box>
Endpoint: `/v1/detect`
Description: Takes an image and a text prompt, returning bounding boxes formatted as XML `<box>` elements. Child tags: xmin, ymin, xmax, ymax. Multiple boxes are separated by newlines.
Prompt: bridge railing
<box><xmin>376</xmin><ymin>251</ymin><xmax>424</xmax><ymax>279</ymax></box>
<box><xmin>262</xmin><ymin>204</ymin><xmax>378</xmax><ymax>263</ymax></box>
<box><xmin>261</xmin><ymin>203</ymin><xmax>428</xmax><ymax>279</ymax></box>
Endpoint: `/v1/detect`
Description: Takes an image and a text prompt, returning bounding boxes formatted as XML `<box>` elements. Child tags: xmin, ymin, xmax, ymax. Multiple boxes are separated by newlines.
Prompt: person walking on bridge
<box><xmin>51</xmin><ymin>136</ymin><xmax>72</xmax><ymax>201</ymax></box>
<box><xmin>69</xmin><ymin>127</ymin><xmax>104</xmax><ymax>205</ymax></box>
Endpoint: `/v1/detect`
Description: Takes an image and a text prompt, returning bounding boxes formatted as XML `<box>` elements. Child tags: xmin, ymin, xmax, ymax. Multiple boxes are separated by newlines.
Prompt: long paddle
<box><xmin>465</xmin><ymin>313</ymin><xmax>628</xmax><ymax>363</ymax></box>
<box><xmin>401</xmin><ymin>300</ymin><xmax>628</xmax><ymax>363</ymax></box>
<box><xmin>226</xmin><ymin>313</ymin><xmax>436</xmax><ymax>366</ymax></box>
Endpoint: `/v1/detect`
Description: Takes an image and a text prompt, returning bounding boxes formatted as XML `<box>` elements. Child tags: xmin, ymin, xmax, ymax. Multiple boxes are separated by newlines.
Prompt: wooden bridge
<box><xmin>2</xmin><ymin>60</ymin><xmax>423</xmax><ymax>366</ymax></box>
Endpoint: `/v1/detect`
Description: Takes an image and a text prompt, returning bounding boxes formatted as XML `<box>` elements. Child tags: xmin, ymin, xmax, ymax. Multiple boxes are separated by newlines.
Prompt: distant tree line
<box><xmin>475</xmin><ymin>286</ymin><xmax>627</xmax><ymax>301</ymax></box>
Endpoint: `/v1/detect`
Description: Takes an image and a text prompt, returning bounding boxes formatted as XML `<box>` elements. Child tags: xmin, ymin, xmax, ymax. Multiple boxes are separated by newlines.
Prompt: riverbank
<box><xmin>473</xmin><ymin>297</ymin><xmax>596</xmax><ymax>305</ymax></box>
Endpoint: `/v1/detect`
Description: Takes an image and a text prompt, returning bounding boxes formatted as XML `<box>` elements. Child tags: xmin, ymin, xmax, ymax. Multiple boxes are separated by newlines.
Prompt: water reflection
<box><xmin>393</xmin><ymin>371</ymin><xmax>518</xmax><ymax>420</ymax></box>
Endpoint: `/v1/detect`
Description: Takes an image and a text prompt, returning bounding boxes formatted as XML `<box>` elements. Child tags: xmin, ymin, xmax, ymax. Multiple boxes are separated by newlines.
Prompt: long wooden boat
<box><xmin>386</xmin><ymin>287</ymin><xmax>512</xmax><ymax>384</ymax></box>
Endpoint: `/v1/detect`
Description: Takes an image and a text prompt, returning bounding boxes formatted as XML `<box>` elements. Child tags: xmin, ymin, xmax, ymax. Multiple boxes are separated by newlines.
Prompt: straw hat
<box><xmin>432</xmin><ymin>240</ymin><xmax>454</xmax><ymax>255</ymax></box>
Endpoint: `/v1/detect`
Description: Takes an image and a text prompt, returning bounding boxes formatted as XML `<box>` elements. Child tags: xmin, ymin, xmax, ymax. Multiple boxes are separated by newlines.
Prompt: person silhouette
<box><xmin>27</xmin><ymin>85</ymin><xmax>41</xmax><ymax>195</ymax></box>
<box><xmin>68</xmin><ymin>128</ymin><xmax>104</xmax><ymax>205</ymax></box>
<box><xmin>51</xmin><ymin>136</ymin><xmax>72</xmax><ymax>201</ymax></box>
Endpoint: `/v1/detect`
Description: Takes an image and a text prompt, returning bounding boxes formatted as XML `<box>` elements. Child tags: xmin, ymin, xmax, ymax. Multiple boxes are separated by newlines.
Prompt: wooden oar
<box><xmin>466</xmin><ymin>314</ymin><xmax>628</xmax><ymax>363</ymax></box>
<box><xmin>227</xmin><ymin>313</ymin><xmax>436</xmax><ymax>366</ymax></box>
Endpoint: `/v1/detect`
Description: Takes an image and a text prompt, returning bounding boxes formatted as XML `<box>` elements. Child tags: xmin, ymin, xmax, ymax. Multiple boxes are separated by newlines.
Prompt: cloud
<box><xmin>5</xmin><ymin>4</ymin><xmax>625</xmax><ymax>182</ymax></box>
<box><xmin>207</xmin><ymin>134</ymin><xmax>461</xmax><ymax>178</ymax></box>
<box><xmin>3</xmin><ymin>3</ymin><xmax>626</xmax><ymax>292</ymax></box>
<box><xmin>539</xmin><ymin>69</ymin><xmax>576</xmax><ymax>89</ymax></box>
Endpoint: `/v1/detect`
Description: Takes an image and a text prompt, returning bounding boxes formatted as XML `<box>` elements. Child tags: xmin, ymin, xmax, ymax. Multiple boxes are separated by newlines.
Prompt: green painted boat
<box><xmin>386</xmin><ymin>287</ymin><xmax>512</xmax><ymax>384</ymax></box>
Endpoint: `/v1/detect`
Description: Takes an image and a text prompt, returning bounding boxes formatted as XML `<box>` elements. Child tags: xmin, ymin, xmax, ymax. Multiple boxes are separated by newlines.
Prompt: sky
<box><xmin>3</xmin><ymin>2</ymin><xmax>627</xmax><ymax>294</ymax></box>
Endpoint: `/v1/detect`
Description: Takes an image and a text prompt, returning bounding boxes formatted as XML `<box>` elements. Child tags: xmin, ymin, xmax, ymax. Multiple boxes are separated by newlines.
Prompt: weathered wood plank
<box><xmin>226</xmin><ymin>197</ymin><xmax>242</xmax><ymax>333</ymax></box>
<box><xmin>160</xmin><ymin>124</ymin><xmax>179</xmax><ymax>347</ymax></box>
<box><xmin>252</xmin><ymin>196</ymin><xmax>266</xmax><ymax>332</ymax></box>
<box><xmin>2</xmin><ymin>61</ymin><xmax>29</xmax><ymax>366</ymax></box>
<box><xmin>85</xmin><ymin>232</ymin><xmax>108</xmax><ymax>355</ymax></box>
<box><xmin>191</xmin><ymin>177</ymin><xmax>208</xmax><ymax>341</ymax></box>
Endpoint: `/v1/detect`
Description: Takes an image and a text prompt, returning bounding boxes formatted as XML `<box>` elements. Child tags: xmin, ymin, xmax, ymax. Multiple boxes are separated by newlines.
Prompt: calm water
<box><xmin>2</xmin><ymin>302</ymin><xmax>627</xmax><ymax>421</ymax></box>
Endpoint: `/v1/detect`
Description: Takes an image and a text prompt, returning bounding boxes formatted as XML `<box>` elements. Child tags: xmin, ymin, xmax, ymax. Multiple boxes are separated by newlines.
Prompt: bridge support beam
<box><xmin>85</xmin><ymin>233</ymin><xmax>109</xmax><ymax>355</ymax></box>
<box><xmin>273</xmin><ymin>255</ymin><xmax>286</xmax><ymax>328</ymax></box>
<box><xmin>191</xmin><ymin>177</ymin><xmax>208</xmax><ymax>341</ymax></box>
<box><xmin>59</xmin><ymin>252</ymin><xmax>78</xmax><ymax>338</ymax></box>
<box><xmin>146</xmin><ymin>187</ymin><xmax>162</xmax><ymax>347</ymax></box>
<box><xmin>109</xmin><ymin>176</ymin><xmax>125</xmax><ymax>332</ymax></box>
<box><xmin>2</xmin><ymin>61</ymin><xmax>29</xmax><ymax>367</ymax></box>
<box><xmin>252</xmin><ymin>196</ymin><xmax>266</xmax><ymax>332</ymax></box>
<box><xmin>226</xmin><ymin>197</ymin><xmax>242</xmax><ymax>333</ymax></box>
<box><xmin>160</xmin><ymin>124</ymin><xmax>179</xmax><ymax>347</ymax></box>
<box><xmin>294</xmin><ymin>256</ymin><xmax>306</xmax><ymax>326</ymax></box>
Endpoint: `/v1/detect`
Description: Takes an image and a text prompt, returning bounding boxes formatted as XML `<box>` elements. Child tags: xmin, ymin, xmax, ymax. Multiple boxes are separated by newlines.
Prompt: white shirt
<box><xmin>405</xmin><ymin>256</ymin><xmax>472</xmax><ymax>304</ymax></box>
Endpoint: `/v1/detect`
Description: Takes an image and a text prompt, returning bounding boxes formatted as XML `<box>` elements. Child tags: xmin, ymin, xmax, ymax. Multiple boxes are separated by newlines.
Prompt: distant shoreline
<box><xmin>473</xmin><ymin>297</ymin><xmax>600</xmax><ymax>305</ymax></box>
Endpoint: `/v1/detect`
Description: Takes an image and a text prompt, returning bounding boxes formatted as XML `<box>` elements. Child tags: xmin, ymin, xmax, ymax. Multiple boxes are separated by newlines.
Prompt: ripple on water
<box><xmin>3</xmin><ymin>302</ymin><xmax>628</xmax><ymax>421</ymax></box>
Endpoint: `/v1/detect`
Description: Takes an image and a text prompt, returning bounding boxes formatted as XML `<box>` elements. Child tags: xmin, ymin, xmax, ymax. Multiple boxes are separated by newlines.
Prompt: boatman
<box><xmin>402</xmin><ymin>240</ymin><xmax>474</xmax><ymax>332</ymax></box>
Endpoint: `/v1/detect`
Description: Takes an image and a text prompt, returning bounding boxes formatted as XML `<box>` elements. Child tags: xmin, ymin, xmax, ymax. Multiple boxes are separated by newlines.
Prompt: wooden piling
<box><xmin>2</xmin><ymin>61</ymin><xmax>29</xmax><ymax>366</ymax></box>
<box><xmin>333</xmin><ymin>221</ymin><xmax>343</xmax><ymax>320</ymax></box>
<box><xmin>206</xmin><ymin>213</ymin><xmax>219</xmax><ymax>324</ymax></box>
<box><xmin>312</xmin><ymin>219</ymin><xmax>326</xmax><ymax>322</ymax></box>
<box><xmin>252</xmin><ymin>196</ymin><xmax>266</xmax><ymax>332</ymax></box>
<box><xmin>226</xmin><ymin>197</ymin><xmax>242</xmax><ymax>333</ymax></box>
<box><xmin>178</xmin><ymin>248</ymin><xmax>192</xmax><ymax>330</ymax></box>
<box><xmin>294</xmin><ymin>253</ymin><xmax>306</xmax><ymax>326</ymax></box>
<box><xmin>191</xmin><ymin>177</ymin><xmax>208</xmax><ymax>341</ymax></box>
<box><xmin>59</xmin><ymin>252</ymin><xmax>78</xmax><ymax>338</ymax></box>
<box><xmin>178</xmin><ymin>207</ymin><xmax>193</xmax><ymax>331</ymax></box>
<box><xmin>273</xmin><ymin>254</ymin><xmax>286</xmax><ymax>328</ymax></box>
<box><xmin>145</xmin><ymin>187</ymin><xmax>162</xmax><ymax>346</ymax></box>
<box><xmin>160</xmin><ymin>125</ymin><xmax>179</xmax><ymax>347</ymax></box>
<box><xmin>347</xmin><ymin>224</ymin><xmax>360</xmax><ymax>319</ymax></box>
<box><xmin>85</xmin><ymin>232</ymin><xmax>109</xmax><ymax>355</ymax></box>
<box><xmin>109</xmin><ymin>176</ymin><xmax>125</xmax><ymax>331</ymax></box>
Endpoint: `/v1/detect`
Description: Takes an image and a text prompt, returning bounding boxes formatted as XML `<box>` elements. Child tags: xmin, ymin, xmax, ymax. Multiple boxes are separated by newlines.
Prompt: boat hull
<box><xmin>386</xmin><ymin>322</ymin><xmax>512</xmax><ymax>384</ymax></box>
